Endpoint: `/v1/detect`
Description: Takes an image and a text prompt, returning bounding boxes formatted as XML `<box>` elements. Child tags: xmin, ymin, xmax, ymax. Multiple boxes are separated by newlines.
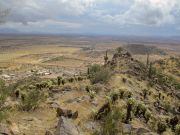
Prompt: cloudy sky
<box><xmin>0</xmin><ymin>0</ymin><xmax>180</xmax><ymax>36</ymax></box>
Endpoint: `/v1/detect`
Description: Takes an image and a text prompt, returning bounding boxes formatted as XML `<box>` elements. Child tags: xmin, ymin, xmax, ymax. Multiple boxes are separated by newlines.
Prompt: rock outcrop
<box><xmin>55</xmin><ymin>117</ymin><xmax>83</xmax><ymax>135</ymax></box>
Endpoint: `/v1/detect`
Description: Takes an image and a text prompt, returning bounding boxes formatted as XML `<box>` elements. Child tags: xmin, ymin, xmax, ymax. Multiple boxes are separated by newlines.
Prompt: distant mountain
<box><xmin>0</xmin><ymin>28</ymin><xmax>20</xmax><ymax>34</ymax></box>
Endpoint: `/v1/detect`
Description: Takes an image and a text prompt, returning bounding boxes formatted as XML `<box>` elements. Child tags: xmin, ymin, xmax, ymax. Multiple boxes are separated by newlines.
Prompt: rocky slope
<box><xmin>0</xmin><ymin>47</ymin><xmax>179</xmax><ymax>135</ymax></box>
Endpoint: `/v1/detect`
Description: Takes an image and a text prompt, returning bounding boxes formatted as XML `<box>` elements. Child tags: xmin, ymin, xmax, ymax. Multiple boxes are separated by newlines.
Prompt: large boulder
<box><xmin>55</xmin><ymin>117</ymin><xmax>83</xmax><ymax>135</ymax></box>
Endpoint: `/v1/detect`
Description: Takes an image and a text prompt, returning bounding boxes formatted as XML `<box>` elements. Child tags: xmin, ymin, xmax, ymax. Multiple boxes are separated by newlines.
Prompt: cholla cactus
<box><xmin>144</xmin><ymin>110</ymin><xmax>151</xmax><ymax>123</ymax></box>
<box><xmin>61</xmin><ymin>79</ymin><xmax>65</xmax><ymax>85</ymax></box>
<box><xmin>175</xmin><ymin>124</ymin><xmax>180</xmax><ymax>135</ymax></box>
<box><xmin>143</xmin><ymin>89</ymin><xmax>148</xmax><ymax>99</ymax></box>
<box><xmin>139</xmin><ymin>103</ymin><xmax>147</xmax><ymax>117</ymax></box>
<box><xmin>119</xmin><ymin>89</ymin><xmax>125</xmax><ymax>99</ymax></box>
<box><xmin>125</xmin><ymin>98</ymin><xmax>135</xmax><ymax>123</ymax></box>
<box><xmin>135</xmin><ymin>103</ymin><xmax>141</xmax><ymax>117</ymax></box>
<box><xmin>148</xmin><ymin>62</ymin><xmax>153</xmax><ymax>78</ymax></box>
<box><xmin>57</xmin><ymin>76</ymin><xmax>62</xmax><ymax>86</ymax></box>
<box><xmin>85</xmin><ymin>85</ymin><xmax>90</xmax><ymax>93</ymax></box>
<box><xmin>170</xmin><ymin>116</ymin><xmax>179</xmax><ymax>131</ymax></box>
<box><xmin>68</xmin><ymin>77</ymin><xmax>74</xmax><ymax>83</ymax></box>
<box><xmin>158</xmin><ymin>92</ymin><xmax>161</xmax><ymax>100</ymax></box>
<box><xmin>146</xmin><ymin>53</ymin><xmax>150</xmax><ymax>68</ymax></box>
<box><xmin>89</xmin><ymin>90</ymin><xmax>96</xmax><ymax>99</ymax></box>
<box><xmin>157</xmin><ymin>121</ymin><xmax>167</xmax><ymax>134</ymax></box>
<box><xmin>127</xmin><ymin>91</ymin><xmax>132</xmax><ymax>98</ymax></box>
<box><xmin>87</xmin><ymin>67</ymin><xmax>90</xmax><ymax>75</ymax></box>
<box><xmin>135</xmin><ymin>102</ymin><xmax>147</xmax><ymax>117</ymax></box>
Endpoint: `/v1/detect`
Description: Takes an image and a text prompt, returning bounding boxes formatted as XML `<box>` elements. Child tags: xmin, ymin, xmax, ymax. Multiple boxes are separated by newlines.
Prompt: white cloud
<box><xmin>0</xmin><ymin>0</ymin><xmax>180</xmax><ymax>34</ymax></box>
<box><xmin>92</xmin><ymin>0</ymin><xmax>180</xmax><ymax>26</ymax></box>
<box><xmin>0</xmin><ymin>0</ymin><xmax>95</xmax><ymax>24</ymax></box>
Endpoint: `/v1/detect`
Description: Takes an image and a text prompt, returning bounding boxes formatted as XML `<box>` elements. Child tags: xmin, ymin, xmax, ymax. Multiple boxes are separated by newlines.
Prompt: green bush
<box><xmin>88</xmin><ymin>65</ymin><xmax>111</xmax><ymax>84</ymax></box>
<box><xmin>88</xmin><ymin>64</ymin><xmax>101</xmax><ymax>75</ymax></box>
<box><xmin>19</xmin><ymin>89</ymin><xmax>45</xmax><ymax>111</ymax></box>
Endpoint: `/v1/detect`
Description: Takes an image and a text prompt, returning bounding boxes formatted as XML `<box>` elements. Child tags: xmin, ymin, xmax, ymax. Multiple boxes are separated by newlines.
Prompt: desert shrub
<box><xmin>0</xmin><ymin>79</ymin><xmax>7</xmax><ymax>108</ymax></box>
<box><xmin>88</xmin><ymin>64</ymin><xmax>101</xmax><ymax>76</ymax></box>
<box><xmin>0</xmin><ymin>109</ymin><xmax>8</xmax><ymax>122</ymax></box>
<box><xmin>175</xmin><ymin>124</ymin><xmax>180</xmax><ymax>135</ymax></box>
<box><xmin>110</xmin><ymin>92</ymin><xmax>119</xmax><ymax>104</ymax></box>
<box><xmin>150</xmin><ymin>68</ymin><xmax>180</xmax><ymax>91</ymax></box>
<box><xmin>0</xmin><ymin>93</ymin><xmax>7</xmax><ymax>122</ymax></box>
<box><xmin>19</xmin><ymin>89</ymin><xmax>45</xmax><ymax>111</ymax></box>
<box><xmin>0</xmin><ymin>79</ymin><xmax>9</xmax><ymax>122</ymax></box>
<box><xmin>163</xmin><ymin>101</ymin><xmax>171</xmax><ymax>112</ymax></box>
<box><xmin>157</xmin><ymin>121</ymin><xmax>167</xmax><ymax>134</ymax></box>
<box><xmin>50</xmin><ymin>79</ymin><xmax>57</xmax><ymax>85</ymax></box>
<box><xmin>101</xmin><ymin>107</ymin><xmax>123</xmax><ymax>135</ymax></box>
<box><xmin>0</xmin><ymin>93</ymin><xmax>6</xmax><ymax>109</ymax></box>
<box><xmin>89</xmin><ymin>65</ymin><xmax>111</xmax><ymax>84</ymax></box>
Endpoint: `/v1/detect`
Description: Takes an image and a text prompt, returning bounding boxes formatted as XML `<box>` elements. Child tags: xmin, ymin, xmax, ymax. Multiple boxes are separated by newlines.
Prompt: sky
<box><xmin>0</xmin><ymin>0</ymin><xmax>180</xmax><ymax>36</ymax></box>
